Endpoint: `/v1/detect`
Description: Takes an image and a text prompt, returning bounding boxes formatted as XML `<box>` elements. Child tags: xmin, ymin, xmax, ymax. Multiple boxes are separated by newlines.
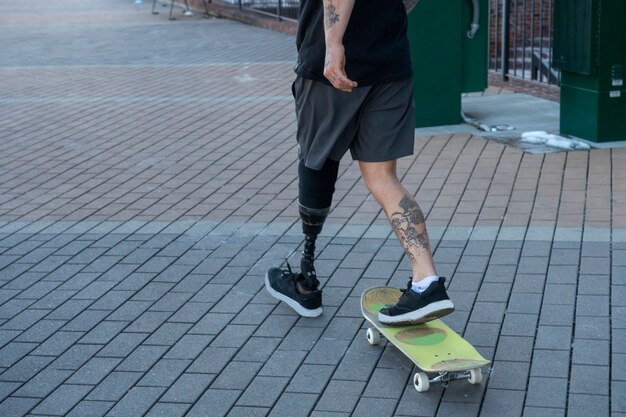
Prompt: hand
<box><xmin>323</xmin><ymin>43</ymin><xmax>358</xmax><ymax>93</ymax></box>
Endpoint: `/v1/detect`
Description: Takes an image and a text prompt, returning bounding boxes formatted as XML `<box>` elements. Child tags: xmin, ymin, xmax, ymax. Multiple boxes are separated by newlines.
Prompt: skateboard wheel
<box><xmin>366</xmin><ymin>328</ymin><xmax>380</xmax><ymax>345</ymax></box>
<box><xmin>468</xmin><ymin>368</ymin><xmax>482</xmax><ymax>384</ymax></box>
<box><xmin>413</xmin><ymin>372</ymin><xmax>430</xmax><ymax>392</ymax></box>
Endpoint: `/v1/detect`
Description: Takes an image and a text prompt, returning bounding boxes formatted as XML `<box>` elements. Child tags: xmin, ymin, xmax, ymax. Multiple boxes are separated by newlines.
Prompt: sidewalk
<box><xmin>0</xmin><ymin>1</ymin><xmax>625</xmax><ymax>417</ymax></box>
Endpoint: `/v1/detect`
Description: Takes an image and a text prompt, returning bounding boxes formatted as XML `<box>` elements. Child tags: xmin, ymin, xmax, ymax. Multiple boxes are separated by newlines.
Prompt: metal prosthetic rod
<box><xmin>299</xmin><ymin>202</ymin><xmax>329</xmax><ymax>289</ymax></box>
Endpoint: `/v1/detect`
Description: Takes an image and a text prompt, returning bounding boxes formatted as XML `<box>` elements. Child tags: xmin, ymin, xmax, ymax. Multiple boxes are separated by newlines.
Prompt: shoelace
<box><xmin>281</xmin><ymin>262</ymin><xmax>296</xmax><ymax>279</ymax></box>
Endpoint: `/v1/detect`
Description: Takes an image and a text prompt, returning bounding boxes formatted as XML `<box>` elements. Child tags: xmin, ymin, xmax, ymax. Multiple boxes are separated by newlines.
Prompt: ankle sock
<box><xmin>411</xmin><ymin>275</ymin><xmax>439</xmax><ymax>293</ymax></box>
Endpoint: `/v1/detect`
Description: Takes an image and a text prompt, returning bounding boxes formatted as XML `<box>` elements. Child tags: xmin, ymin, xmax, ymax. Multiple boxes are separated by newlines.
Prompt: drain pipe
<box><xmin>467</xmin><ymin>0</ymin><xmax>480</xmax><ymax>39</ymax></box>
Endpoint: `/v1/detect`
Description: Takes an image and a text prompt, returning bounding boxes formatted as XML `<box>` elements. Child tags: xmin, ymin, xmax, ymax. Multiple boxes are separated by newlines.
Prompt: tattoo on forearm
<box><xmin>390</xmin><ymin>194</ymin><xmax>430</xmax><ymax>264</ymax></box>
<box><xmin>324</xmin><ymin>2</ymin><xmax>340</xmax><ymax>29</ymax></box>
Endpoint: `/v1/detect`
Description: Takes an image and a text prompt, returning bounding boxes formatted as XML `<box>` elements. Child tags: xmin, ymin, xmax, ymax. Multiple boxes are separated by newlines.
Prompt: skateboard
<box><xmin>361</xmin><ymin>286</ymin><xmax>491</xmax><ymax>392</ymax></box>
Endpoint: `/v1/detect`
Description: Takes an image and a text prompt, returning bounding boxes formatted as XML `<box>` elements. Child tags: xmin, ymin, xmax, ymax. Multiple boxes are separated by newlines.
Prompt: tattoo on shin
<box><xmin>390</xmin><ymin>195</ymin><xmax>430</xmax><ymax>263</ymax></box>
<box><xmin>324</xmin><ymin>2</ymin><xmax>340</xmax><ymax>29</ymax></box>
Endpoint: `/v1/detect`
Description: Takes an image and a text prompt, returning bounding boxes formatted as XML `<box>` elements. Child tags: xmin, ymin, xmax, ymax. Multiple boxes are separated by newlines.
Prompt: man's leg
<box><xmin>265</xmin><ymin>158</ymin><xmax>339</xmax><ymax>317</ymax></box>
<box><xmin>359</xmin><ymin>160</ymin><xmax>454</xmax><ymax>323</ymax></box>
<box><xmin>297</xmin><ymin>158</ymin><xmax>339</xmax><ymax>290</ymax></box>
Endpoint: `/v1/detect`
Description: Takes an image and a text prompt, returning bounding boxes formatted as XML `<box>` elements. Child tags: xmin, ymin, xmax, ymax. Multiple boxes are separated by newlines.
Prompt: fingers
<box><xmin>323</xmin><ymin>44</ymin><xmax>358</xmax><ymax>92</ymax></box>
<box><xmin>325</xmin><ymin>69</ymin><xmax>357</xmax><ymax>92</ymax></box>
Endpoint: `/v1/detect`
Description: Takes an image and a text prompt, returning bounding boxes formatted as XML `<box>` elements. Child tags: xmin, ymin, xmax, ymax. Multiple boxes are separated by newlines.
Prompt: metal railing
<box><xmin>489</xmin><ymin>0</ymin><xmax>560</xmax><ymax>85</ymax></box>
<box><xmin>238</xmin><ymin>0</ymin><xmax>299</xmax><ymax>21</ymax></box>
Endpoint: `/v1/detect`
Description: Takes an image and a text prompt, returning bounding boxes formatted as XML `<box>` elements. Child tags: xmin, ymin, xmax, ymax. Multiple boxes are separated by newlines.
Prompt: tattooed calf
<box><xmin>390</xmin><ymin>195</ymin><xmax>430</xmax><ymax>263</ymax></box>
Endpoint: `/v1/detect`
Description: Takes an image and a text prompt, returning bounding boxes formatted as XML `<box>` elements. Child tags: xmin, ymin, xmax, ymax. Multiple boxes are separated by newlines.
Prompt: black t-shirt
<box><xmin>295</xmin><ymin>0</ymin><xmax>413</xmax><ymax>86</ymax></box>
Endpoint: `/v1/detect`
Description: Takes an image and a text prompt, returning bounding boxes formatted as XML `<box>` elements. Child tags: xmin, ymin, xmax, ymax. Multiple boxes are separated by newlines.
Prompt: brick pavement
<box><xmin>0</xmin><ymin>1</ymin><xmax>625</xmax><ymax>416</ymax></box>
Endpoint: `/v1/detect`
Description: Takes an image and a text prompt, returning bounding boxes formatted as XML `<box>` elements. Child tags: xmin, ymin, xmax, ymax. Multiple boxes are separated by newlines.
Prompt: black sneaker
<box><xmin>265</xmin><ymin>264</ymin><xmax>322</xmax><ymax>317</ymax></box>
<box><xmin>378</xmin><ymin>278</ymin><xmax>455</xmax><ymax>325</ymax></box>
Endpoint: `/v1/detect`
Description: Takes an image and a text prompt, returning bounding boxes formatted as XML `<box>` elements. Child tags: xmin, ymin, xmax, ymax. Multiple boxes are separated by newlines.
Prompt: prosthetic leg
<box><xmin>297</xmin><ymin>159</ymin><xmax>339</xmax><ymax>290</ymax></box>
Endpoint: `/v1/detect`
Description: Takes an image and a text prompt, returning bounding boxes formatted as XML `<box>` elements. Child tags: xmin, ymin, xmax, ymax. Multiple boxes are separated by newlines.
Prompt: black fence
<box><xmin>489</xmin><ymin>0</ymin><xmax>559</xmax><ymax>85</ymax></box>
<box><xmin>238</xmin><ymin>0</ymin><xmax>299</xmax><ymax>21</ymax></box>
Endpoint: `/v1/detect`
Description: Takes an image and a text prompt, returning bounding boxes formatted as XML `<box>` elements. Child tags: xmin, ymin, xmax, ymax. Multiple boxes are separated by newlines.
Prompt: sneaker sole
<box><xmin>264</xmin><ymin>272</ymin><xmax>323</xmax><ymax>318</ymax></box>
<box><xmin>378</xmin><ymin>300</ymin><xmax>455</xmax><ymax>325</ymax></box>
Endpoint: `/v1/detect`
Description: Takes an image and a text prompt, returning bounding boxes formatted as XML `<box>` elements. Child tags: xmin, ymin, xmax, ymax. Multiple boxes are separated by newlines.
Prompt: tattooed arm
<box><xmin>403</xmin><ymin>0</ymin><xmax>418</xmax><ymax>13</ymax></box>
<box><xmin>323</xmin><ymin>0</ymin><xmax>358</xmax><ymax>92</ymax></box>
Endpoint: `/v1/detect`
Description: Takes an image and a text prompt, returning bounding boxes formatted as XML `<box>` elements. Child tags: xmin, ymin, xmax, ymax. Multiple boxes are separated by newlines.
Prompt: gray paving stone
<box><xmin>542</xmin><ymin>284</ymin><xmax>577</xmax><ymax>305</ymax></box>
<box><xmin>212</xmin><ymin>360</ymin><xmax>263</xmax><ymax>390</ymax></box>
<box><xmin>0</xmin><ymin>381</ymin><xmax>20</xmax><ymax>402</ymax></box>
<box><xmin>315</xmin><ymin>380</ymin><xmax>364</xmax><ymax>413</ymax></box>
<box><xmin>535</xmin><ymin>326</ymin><xmax>572</xmax><ymax>350</ymax></box>
<box><xmin>137</xmin><ymin>358</ymin><xmax>191</xmax><ymax>387</ymax></box>
<box><xmin>267</xmin><ymin>393</ymin><xmax>318</xmax><ymax>417</ymax></box>
<box><xmin>170</xmin><ymin>303</ymin><xmax>216</xmax><ymax>324</ymax></box>
<box><xmin>161</xmin><ymin>373</ymin><xmax>215</xmax><ymax>403</ymax></box>
<box><xmin>480</xmin><ymin>389</ymin><xmax>525</xmax><ymax>417</ymax></box>
<box><xmin>65</xmin><ymin>400</ymin><xmax>114</xmax><ymax>417</ymax></box>
<box><xmin>570</xmin><ymin>365</ymin><xmax>609</xmax><ymax>395</ymax></box>
<box><xmin>286</xmin><ymin>364</ymin><xmax>334</xmax><ymax>394</ymax></box>
<box><xmin>522</xmin><ymin>407</ymin><xmax>565</xmax><ymax>417</ymax></box>
<box><xmin>185</xmin><ymin>389</ymin><xmax>241</xmax><ymax>417</ymax></box>
<box><xmin>539</xmin><ymin>304</ymin><xmax>575</xmax><ymax>326</ymax></box>
<box><xmin>66</xmin><ymin>357</ymin><xmax>122</xmax><ymax>385</ymax></box>
<box><xmin>547</xmin><ymin>265</ymin><xmax>578</xmax><ymax>284</ymax></box>
<box><xmin>233</xmin><ymin>337</ymin><xmax>281</xmax><ymax>363</ymax></box>
<box><xmin>79</xmin><ymin>321</ymin><xmax>128</xmax><ymax>345</ymax></box>
<box><xmin>125</xmin><ymin>311</ymin><xmax>171</xmax><ymax>333</ymax></box>
<box><xmin>259</xmin><ymin>349</ymin><xmax>307</xmax><ymax>378</ymax></box>
<box><xmin>148</xmin><ymin>292</ymin><xmax>194</xmax><ymax>312</ymax></box>
<box><xmin>13</xmin><ymin>368</ymin><xmax>73</xmax><ymax>398</ymax></box>
<box><xmin>105</xmin><ymin>386</ymin><xmax>165</xmax><ymax>417</ymax></box>
<box><xmin>0</xmin><ymin>342</ymin><xmax>38</xmax><ymax>367</ymax></box>
<box><xmin>577</xmin><ymin>295</ymin><xmax>610</xmax><ymax>317</ymax></box>
<box><xmin>211</xmin><ymin>324</ymin><xmax>257</xmax><ymax>348</ymax></box>
<box><xmin>568</xmin><ymin>394</ymin><xmax>609</xmax><ymax>417</ymax></box>
<box><xmin>144</xmin><ymin>402</ymin><xmax>190</xmax><ymax>417</ymax></box>
<box><xmin>352</xmin><ymin>397</ymin><xmax>398</xmax><ymax>417</ymax></box>
<box><xmin>97</xmin><ymin>332</ymin><xmax>148</xmax><ymax>358</ymax></box>
<box><xmin>46</xmin><ymin>300</ymin><xmax>91</xmax><ymax>321</ymax></box>
<box><xmin>0</xmin><ymin>355</ymin><xmax>55</xmax><ymax>382</ymax></box>
<box><xmin>613</xmin><ymin>381</ymin><xmax>626</xmax><ymax>412</ymax></box>
<box><xmin>115</xmin><ymin>345</ymin><xmax>168</xmax><ymax>372</ymax></box>
<box><xmin>32</xmin><ymin>331</ymin><xmax>83</xmax><ymax>356</ymax></box>
<box><xmin>187</xmin><ymin>346</ymin><xmax>238</xmax><ymax>374</ymax></box>
<box><xmin>362</xmin><ymin>367</ymin><xmax>409</xmax><ymax>399</ymax></box>
<box><xmin>526</xmin><ymin>377</ymin><xmax>569</xmax><ymax>408</ymax></box>
<box><xmin>106</xmin><ymin>301</ymin><xmax>152</xmax><ymax>322</ymax></box>
<box><xmin>31</xmin><ymin>384</ymin><xmax>92</xmax><ymax>415</ymax></box>
<box><xmin>573</xmin><ymin>338</ymin><xmax>610</xmax><ymax>366</ymax></box>
<box><xmin>236</xmin><ymin>376</ymin><xmax>289</xmax><ymax>407</ymax></box>
<box><xmin>488</xmin><ymin>361</ymin><xmax>530</xmax><ymax>390</ymax></box>
<box><xmin>530</xmin><ymin>349</ymin><xmax>570</xmax><ymax>378</ymax></box>
<box><xmin>86</xmin><ymin>371</ymin><xmax>143</xmax><ymax>401</ymax></box>
<box><xmin>463</xmin><ymin>322</ymin><xmax>500</xmax><ymax>347</ymax></box>
<box><xmin>0</xmin><ymin>397</ymin><xmax>40</xmax><ymax>417</ymax></box>
<box><xmin>614</xmin><ymin>353</ymin><xmax>626</xmax><ymax>381</ymax></box>
<box><xmin>62</xmin><ymin>309</ymin><xmax>110</xmax><ymax>332</ymax></box>
<box><xmin>332</xmin><ymin>350</ymin><xmax>380</xmax><ymax>382</ymax></box>
<box><xmin>49</xmin><ymin>344</ymin><xmax>101</xmax><ymax>371</ymax></box>
<box><xmin>305</xmin><ymin>339</ymin><xmax>351</xmax><ymax>366</ymax></box>
<box><xmin>576</xmin><ymin>316</ymin><xmax>610</xmax><ymax>340</ymax></box>
<box><xmin>469</xmin><ymin>302</ymin><xmax>506</xmax><ymax>323</ymax></box>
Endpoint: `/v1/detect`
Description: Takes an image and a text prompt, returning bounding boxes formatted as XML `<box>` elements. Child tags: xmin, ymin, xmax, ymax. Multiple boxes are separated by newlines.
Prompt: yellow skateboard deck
<box><xmin>361</xmin><ymin>286</ymin><xmax>490</xmax><ymax>392</ymax></box>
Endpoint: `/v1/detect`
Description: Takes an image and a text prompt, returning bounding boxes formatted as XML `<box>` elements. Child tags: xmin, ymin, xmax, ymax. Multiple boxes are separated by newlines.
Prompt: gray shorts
<box><xmin>293</xmin><ymin>77</ymin><xmax>415</xmax><ymax>170</ymax></box>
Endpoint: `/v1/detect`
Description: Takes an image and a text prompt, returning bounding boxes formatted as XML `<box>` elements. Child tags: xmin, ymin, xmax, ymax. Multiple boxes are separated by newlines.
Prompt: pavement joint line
<box><xmin>0</xmin><ymin>96</ymin><xmax>293</xmax><ymax>105</ymax></box>
<box><xmin>0</xmin><ymin>62</ymin><xmax>295</xmax><ymax>70</ymax></box>
<box><xmin>0</xmin><ymin>220</ymin><xmax>620</xmax><ymax>242</ymax></box>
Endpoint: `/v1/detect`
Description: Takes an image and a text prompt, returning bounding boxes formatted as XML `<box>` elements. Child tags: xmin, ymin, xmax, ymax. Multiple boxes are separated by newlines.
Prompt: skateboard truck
<box><xmin>413</xmin><ymin>369</ymin><xmax>482</xmax><ymax>393</ymax></box>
